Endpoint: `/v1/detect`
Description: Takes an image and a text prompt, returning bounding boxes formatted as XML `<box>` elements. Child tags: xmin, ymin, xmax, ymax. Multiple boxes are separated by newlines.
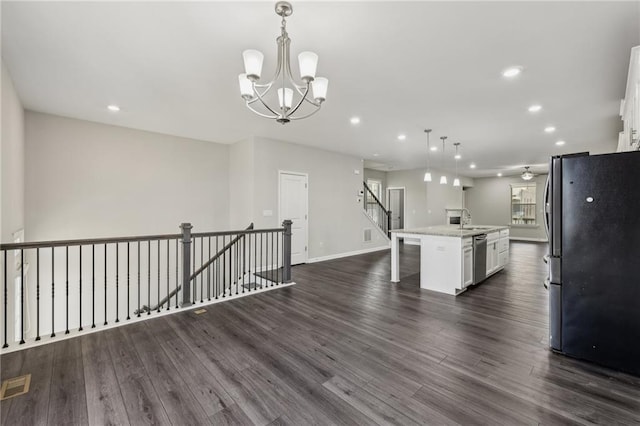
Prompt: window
<box><xmin>511</xmin><ymin>184</ymin><xmax>537</xmax><ymax>225</ymax></box>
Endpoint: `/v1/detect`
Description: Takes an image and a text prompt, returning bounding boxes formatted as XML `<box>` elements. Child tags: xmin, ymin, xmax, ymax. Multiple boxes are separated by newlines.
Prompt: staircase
<box><xmin>363</xmin><ymin>181</ymin><xmax>392</xmax><ymax>238</ymax></box>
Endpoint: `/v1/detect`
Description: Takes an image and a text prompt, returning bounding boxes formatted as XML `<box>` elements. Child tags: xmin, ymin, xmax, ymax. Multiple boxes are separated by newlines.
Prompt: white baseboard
<box><xmin>307</xmin><ymin>244</ymin><xmax>390</xmax><ymax>263</ymax></box>
<box><xmin>509</xmin><ymin>237</ymin><xmax>548</xmax><ymax>242</ymax></box>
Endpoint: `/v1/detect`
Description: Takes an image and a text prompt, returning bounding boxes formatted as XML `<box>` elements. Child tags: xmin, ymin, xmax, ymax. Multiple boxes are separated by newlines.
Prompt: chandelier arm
<box><xmin>245</xmin><ymin>102</ymin><xmax>279</xmax><ymax>120</ymax></box>
<box><xmin>288</xmin><ymin>104</ymin><xmax>322</xmax><ymax>121</ymax></box>
<box><xmin>283</xmin><ymin>84</ymin><xmax>311</xmax><ymax>118</ymax></box>
<box><xmin>250</xmin><ymin>83</ymin><xmax>282</xmax><ymax>117</ymax></box>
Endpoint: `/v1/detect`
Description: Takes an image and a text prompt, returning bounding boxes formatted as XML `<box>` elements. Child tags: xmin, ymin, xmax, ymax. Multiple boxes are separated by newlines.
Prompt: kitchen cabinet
<box><xmin>486</xmin><ymin>232</ymin><xmax>499</xmax><ymax>275</ymax></box>
<box><xmin>462</xmin><ymin>238</ymin><xmax>473</xmax><ymax>288</ymax></box>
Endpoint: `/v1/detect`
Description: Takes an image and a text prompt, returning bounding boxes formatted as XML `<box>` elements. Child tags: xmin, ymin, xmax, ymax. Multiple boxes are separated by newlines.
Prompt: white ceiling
<box><xmin>2</xmin><ymin>1</ymin><xmax>639</xmax><ymax>177</ymax></box>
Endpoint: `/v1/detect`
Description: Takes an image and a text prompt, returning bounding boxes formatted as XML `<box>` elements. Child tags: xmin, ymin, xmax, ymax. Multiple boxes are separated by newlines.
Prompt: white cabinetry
<box><xmin>619</xmin><ymin>46</ymin><xmax>640</xmax><ymax>152</ymax></box>
<box><xmin>486</xmin><ymin>232</ymin><xmax>499</xmax><ymax>275</ymax></box>
<box><xmin>462</xmin><ymin>238</ymin><xmax>473</xmax><ymax>288</ymax></box>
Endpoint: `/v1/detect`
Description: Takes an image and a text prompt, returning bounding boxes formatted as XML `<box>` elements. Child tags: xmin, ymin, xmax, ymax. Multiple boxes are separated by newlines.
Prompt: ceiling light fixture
<box><xmin>544</xmin><ymin>126</ymin><xmax>556</xmax><ymax>133</ymax></box>
<box><xmin>238</xmin><ymin>1</ymin><xmax>328</xmax><ymax>124</ymax></box>
<box><xmin>521</xmin><ymin>166</ymin><xmax>534</xmax><ymax>181</ymax></box>
<box><xmin>107</xmin><ymin>105</ymin><xmax>120</xmax><ymax>112</ymax></box>
<box><xmin>470</xmin><ymin>163</ymin><xmax>476</xmax><ymax>169</ymax></box>
<box><xmin>423</xmin><ymin>129</ymin><xmax>432</xmax><ymax>182</ymax></box>
<box><xmin>528</xmin><ymin>105</ymin><xmax>542</xmax><ymax>112</ymax></box>
<box><xmin>397</xmin><ymin>134</ymin><xmax>407</xmax><ymax>141</ymax></box>
<box><xmin>350</xmin><ymin>117</ymin><xmax>360</xmax><ymax>125</ymax></box>
<box><xmin>502</xmin><ymin>66</ymin><xmax>522</xmax><ymax>78</ymax></box>
<box><xmin>497</xmin><ymin>172</ymin><xmax>503</xmax><ymax>177</ymax></box>
<box><xmin>430</xmin><ymin>146</ymin><xmax>438</xmax><ymax>152</ymax></box>
<box><xmin>453</xmin><ymin>143</ymin><xmax>461</xmax><ymax>187</ymax></box>
<box><xmin>555</xmin><ymin>140</ymin><xmax>566</xmax><ymax>146</ymax></box>
<box><xmin>440</xmin><ymin>136</ymin><xmax>448</xmax><ymax>185</ymax></box>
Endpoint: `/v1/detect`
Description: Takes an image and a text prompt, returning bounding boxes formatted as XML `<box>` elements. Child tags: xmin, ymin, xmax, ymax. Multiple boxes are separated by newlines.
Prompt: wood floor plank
<box><xmin>105</xmin><ymin>327</ymin><xmax>172</xmax><ymax>426</ymax></box>
<box><xmin>81</xmin><ymin>331</ymin><xmax>130</xmax><ymax>426</ymax></box>
<box><xmin>47</xmin><ymin>339</ymin><xmax>89</xmax><ymax>425</ymax></box>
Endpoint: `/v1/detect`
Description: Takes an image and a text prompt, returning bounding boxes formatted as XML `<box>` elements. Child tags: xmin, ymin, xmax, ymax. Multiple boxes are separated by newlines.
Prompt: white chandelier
<box><xmin>238</xmin><ymin>1</ymin><xmax>328</xmax><ymax>124</ymax></box>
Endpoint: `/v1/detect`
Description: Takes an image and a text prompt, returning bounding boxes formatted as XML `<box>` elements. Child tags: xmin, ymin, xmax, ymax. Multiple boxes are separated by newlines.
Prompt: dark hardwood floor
<box><xmin>2</xmin><ymin>242</ymin><xmax>640</xmax><ymax>425</ymax></box>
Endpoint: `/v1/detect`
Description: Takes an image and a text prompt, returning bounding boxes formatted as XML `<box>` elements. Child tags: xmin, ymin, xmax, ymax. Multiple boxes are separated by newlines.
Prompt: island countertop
<box><xmin>391</xmin><ymin>225</ymin><xmax>509</xmax><ymax>238</ymax></box>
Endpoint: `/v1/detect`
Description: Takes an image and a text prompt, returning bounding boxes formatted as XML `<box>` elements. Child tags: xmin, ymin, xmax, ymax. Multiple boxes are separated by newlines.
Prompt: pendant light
<box><xmin>423</xmin><ymin>129</ymin><xmax>433</xmax><ymax>182</ymax></box>
<box><xmin>439</xmin><ymin>136</ymin><xmax>448</xmax><ymax>184</ymax></box>
<box><xmin>453</xmin><ymin>143</ymin><xmax>461</xmax><ymax>187</ymax></box>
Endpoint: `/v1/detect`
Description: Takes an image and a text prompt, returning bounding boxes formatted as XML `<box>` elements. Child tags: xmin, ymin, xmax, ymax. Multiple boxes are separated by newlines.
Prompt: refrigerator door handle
<box><xmin>543</xmin><ymin>254</ymin><xmax>549</xmax><ymax>264</ymax></box>
<box><xmin>543</xmin><ymin>277</ymin><xmax>549</xmax><ymax>290</ymax></box>
<box><xmin>543</xmin><ymin>173</ymin><xmax>550</xmax><ymax>241</ymax></box>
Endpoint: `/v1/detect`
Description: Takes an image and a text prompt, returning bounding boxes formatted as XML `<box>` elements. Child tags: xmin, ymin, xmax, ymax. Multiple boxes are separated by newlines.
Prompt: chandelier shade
<box><xmin>238</xmin><ymin>1</ymin><xmax>328</xmax><ymax>124</ymax></box>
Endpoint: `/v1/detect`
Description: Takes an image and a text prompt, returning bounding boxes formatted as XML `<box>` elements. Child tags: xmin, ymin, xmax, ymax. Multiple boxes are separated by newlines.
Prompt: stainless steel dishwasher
<box><xmin>473</xmin><ymin>234</ymin><xmax>487</xmax><ymax>284</ymax></box>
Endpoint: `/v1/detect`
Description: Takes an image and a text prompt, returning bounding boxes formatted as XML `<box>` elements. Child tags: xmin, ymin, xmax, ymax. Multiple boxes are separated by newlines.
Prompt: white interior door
<box><xmin>279</xmin><ymin>172</ymin><xmax>308</xmax><ymax>265</ymax></box>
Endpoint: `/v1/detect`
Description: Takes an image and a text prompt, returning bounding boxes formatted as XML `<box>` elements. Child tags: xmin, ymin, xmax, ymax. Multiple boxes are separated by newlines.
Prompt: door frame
<box><xmin>386</xmin><ymin>186</ymin><xmax>406</xmax><ymax>231</ymax></box>
<box><xmin>278</xmin><ymin>170</ymin><xmax>309</xmax><ymax>264</ymax></box>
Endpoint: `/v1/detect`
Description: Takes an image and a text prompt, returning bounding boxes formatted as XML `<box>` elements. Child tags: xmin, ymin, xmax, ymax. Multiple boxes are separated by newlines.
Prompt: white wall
<box><xmin>386</xmin><ymin>167</ymin><xmax>474</xmax><ymax>229</ymax></box>
<box><xmin>25</xmin><ymin>111</ymin><xmax>230</xmax><ymax>241</ymax></box>
<box><xmin>251</xmin><ymin>136</ymin><xmax>388</xmax><ymax>260</ymax></box>
<box><xmin>466</xmin><ymin>174</ymin><xmax>548</xmax><ymax>241</ymax></box>
<box><xmin>229</xmin><ymin>137</ymin><xmax>255</xmax><ymax>229</ymax></box>
<box><xmin>1</xmin><ymin>61</ymin><xmax>25</xmax><ymax>242</ymax></box>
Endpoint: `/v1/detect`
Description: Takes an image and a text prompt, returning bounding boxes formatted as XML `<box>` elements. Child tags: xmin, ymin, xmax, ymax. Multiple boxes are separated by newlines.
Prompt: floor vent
<box><xmin>363</xmin><ymin>228</ymin><xmax>372</xmax><ymax>242</ymax></box>
<box><xmin>0</xmin><ymin>374</ymin><xmax>31</xmax><ymax>400</ymax></box>
<box><xmin>194</xmin><ymin>309</ymin><xmax>207</xmax><ymax>315</ymax></box>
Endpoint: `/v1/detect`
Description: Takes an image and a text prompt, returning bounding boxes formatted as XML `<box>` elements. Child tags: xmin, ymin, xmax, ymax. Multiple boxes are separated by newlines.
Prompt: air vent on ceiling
<box><xmin>363</xmin><ymin>228</ymin><xmax>372</xmax><ymax>242</ymax></box>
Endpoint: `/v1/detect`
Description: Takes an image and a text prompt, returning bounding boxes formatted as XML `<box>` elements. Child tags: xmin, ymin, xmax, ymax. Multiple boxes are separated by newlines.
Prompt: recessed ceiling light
<box><xmin>469</xmin><ymin>163</ymin><xmax>477</xmax><ymax>169</ymax></box>
<box><xmin>430</xmin><ymin>146</ymin><xmax>438</xmax><ymax>152</ymax></box>
<box><xmin>528</xmin><ymin>105</ymin><xmax>542</xmax><ymax>112</ymax></box>
<box><xmin>397</xmin><ymin>134</ymin><xmax>406</xmax><ymax>141</ymax></box>
<box><xmin>502</xmin><ymin>66</ymin><xmax>522</xmax><ymax>78</ymax></box>
<box><xmin>545</xmin><ymin>126</ymin><xmax>556</xmax><ymax>133</ymax></box>
<box><xmin>454</xmin><ymin>154</ymin><xmax>461</xmax><ymax>160</ymax></box>
<box><xmin>497</xmin><ymin>172</ymin><xmax>503</xmax><ymax>177</ymax></box>
<box><xmin>373</xmin><ymin>153</ymin><xmax>379</xmax><ymax>157</ymax></box>
<box><xmin>555</xmin><ymin>140</ymin><xmax>566</xmax><ymax>146</ymax></box>
<box><xmin>107</xmin><ymin>105</ymin><xmax>120</xmax><ymax>112</ymax></box>
<box><xmin>350</xmin><ymin>117</ymin><xmax>360</xmax><ymax>125</ymax></box>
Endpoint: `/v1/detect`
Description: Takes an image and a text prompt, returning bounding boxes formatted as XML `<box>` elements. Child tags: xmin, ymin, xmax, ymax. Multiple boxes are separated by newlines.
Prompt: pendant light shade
<box><xmin>453</xmin><ymin>143</ymin><xmax>461</xmax><ymax>187</ymax></box>
<box><xmin>439</xmin><ymin>136</ymin><xmax>448</xmax><ymax>185</ymax></box>
<box><xmin>453</xmin><ymin>178</ymin><xmax>461</xmax><ymax>187</ymax></box>
<box><xmin>423</xmin><ymin>129</ymin><xmax>433</xmax><ymax>182</ymax></box>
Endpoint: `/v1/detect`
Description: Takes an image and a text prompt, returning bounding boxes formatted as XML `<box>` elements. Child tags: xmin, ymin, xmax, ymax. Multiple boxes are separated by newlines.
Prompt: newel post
<box><xmin>282</xmin><ymin>220</ymin><xmax>292</xmax><ymax>283</ymax></box>
<box><xmin>387</xmin><ymin>210</ymin><xmax>392</xmax><ymax>235</ymax></box>
<box><xmin>180</xmin><ymin>223</ymin><xmax>193</xmax><ymax>307</ymax></box>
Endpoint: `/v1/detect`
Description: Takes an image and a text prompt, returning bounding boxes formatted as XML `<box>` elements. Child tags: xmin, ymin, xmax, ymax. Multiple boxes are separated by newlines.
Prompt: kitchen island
<box><xmin>391</xmin><ymin>225</ymin><xmax>509</xmax><ymax>295</ymax></box>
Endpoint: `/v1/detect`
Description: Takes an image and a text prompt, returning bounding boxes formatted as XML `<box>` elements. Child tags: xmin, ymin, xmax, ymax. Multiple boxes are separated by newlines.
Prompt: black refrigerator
<box><xmin>545</xmin><ymin>150</ymin><xmax>640</xmax><ymax>376</ymax></box>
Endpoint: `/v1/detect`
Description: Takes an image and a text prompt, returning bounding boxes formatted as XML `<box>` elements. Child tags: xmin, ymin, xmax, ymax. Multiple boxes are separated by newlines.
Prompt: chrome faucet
<box><xmin>460</xmin><ymin>209</ymin><xmax>472</xmax><ymax>229</ymax></box>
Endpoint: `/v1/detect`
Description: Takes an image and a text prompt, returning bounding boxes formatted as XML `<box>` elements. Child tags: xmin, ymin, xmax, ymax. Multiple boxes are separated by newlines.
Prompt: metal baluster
<box><xmin>260</xmin><ymin>232</ymin><xmax>263</xmax><ymax>289</ymax></box>
<box><xmin>2</xmin><ymin>252</ymin><xmax>6</xmax><ymax>347</ymax></box>
<box><xmin>248</xmin><ymin>232</ymin><xmax>252</xmax><ymax>292</ymax></box>
<box><xmin>192</xmin><ymin>237</ymin><xmax>196</xmax><ymax>302</ymax></box>
<box><xmin>65</xmin><ymin>246</ymin><xmax>69</xmax><ymax>334</ymax></box>
<box><xmin>115</xmin><ymin>243</ymin><xmax>119</xmax><ymax>323</ymax></box>
<box><xmin>235</xmin><ymin>235</ymin><xmax>239</xmax><ymax>295</ymax></box>
<box><xmin>137</xmin><ymin>242</ymin><xmax>141</xmax><ymax>318</ymax></box>
<box><xmin>20</xmin><ymin>249</ymin><xmax>25</xmax><ymax>343</ymax></box>
<box><xmin>92</xmin><ymin>245</ymin><xmax>95</xmax><ymax>328</ymax></box>
<box><xmin>215</xmin><ymin>236</ymin><xmax>219</xmax><ymax>299</ymax></box>
<box><xmin>51</xmin><ymin>247</ymin><xmax>55</xmax><ymax>337</ymax></box>
<box><xmin>147</xmin><ymin>241</ymin><xmax>151</xmax><ymax>315</ymax></box>
<box><xmin>36</xmin><ymin>248</ymin><xmax>41</xmax><ymax>340</ymax></box>
<box><xmin>166</xmin><ymin>240</ymin><xmax>170</xmax><ymax>311</ymax></box>
<box><xmin>276</xmin><ymin>231</ymin><xmax>280</xmax><ymax>284</ymax></box>
<box><xmin>271</xmin><ymin>231</ymin><xmax>274</xmax><ymax>286</ymax></box>
<box><xmin>157</xmin><ymin>241</ymin><xmax>160</xmax><ymax>312</ymax></box>
<box><xmin>207</xmin><ymin>237</ymin><xmax>211</xmax><ymax>301</ymax></box>
<box><xmin>242</xmin><ymin>235</ymin><xmax>246</xmax><ymax>293</ymax></box>
<box><xmin>127</xmin><ymin>243</ymin><xmax>131</xmax><ymax>320</ymax></box>
<box><xmin>175</xmin><ymin>239</ymin><xmax>179</xmax><ymax>309</ymax></box>
<box><xmin>79</xmin><ymin>246</ymin><xmax>83</xmax><ymax>331</ymax></box>
<box><xmin>104</xmin><ymin>244</ymin><xmax>108</xmax><ymax>326</ymax></box>
<box><xmin>200</xmin><ymin>237</ymin><xmax>204</xmax><ymax>303</ymax></box>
